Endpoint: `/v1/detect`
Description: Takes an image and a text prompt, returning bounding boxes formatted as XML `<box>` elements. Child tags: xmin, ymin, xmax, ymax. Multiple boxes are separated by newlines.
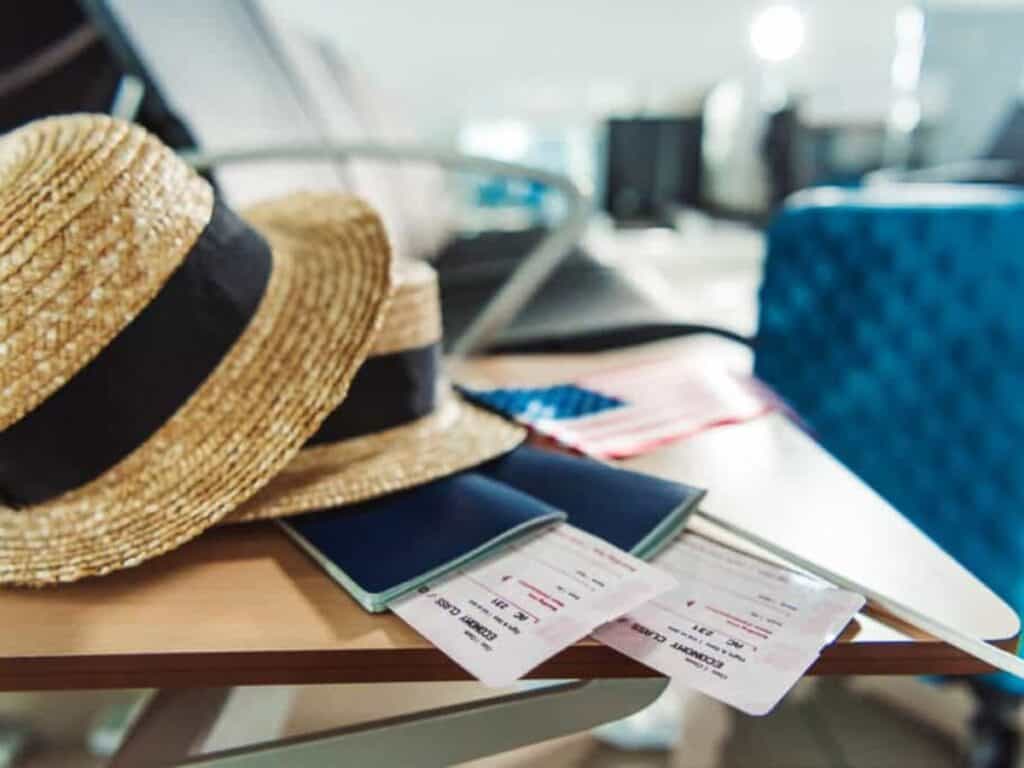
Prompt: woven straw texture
<box><xmin>228</xmin><ymin>395</ymin><xmax>524</xmax><ymax>521</ymax></box>
<box><xmin>226</xmin><ymin>259</ymin><xmax>524</xmax><ymax>523</ymax></box>
<box><xmin>0</xmin><ymin>115</ymin><xmax>212</xmax><ymax>429</ymax></box>
<box><xmin>0</xmin><ymin>116</ymin><xmax>393</xmax><ymax>586</ymax></box>
<box><xmin>369</xmin><ymin>258</ymin><xmax>441</xmax><ymax>355</ymax></box>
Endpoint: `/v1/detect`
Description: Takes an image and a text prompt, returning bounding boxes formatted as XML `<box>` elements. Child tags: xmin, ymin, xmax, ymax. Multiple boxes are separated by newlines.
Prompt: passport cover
<box><xmin>476</xmin><ymin>446</ymin><xmax>705</xmax><ymax>559</ymax></box>
<box><xmin>280</xmin><ymin>473</ymin><xmax>565</xmax><ymax>612</ymax></box>
<box><xmin>283</xmin><ymin>446</ymin><xmax>704</xmax><ymax>613</ymax></box>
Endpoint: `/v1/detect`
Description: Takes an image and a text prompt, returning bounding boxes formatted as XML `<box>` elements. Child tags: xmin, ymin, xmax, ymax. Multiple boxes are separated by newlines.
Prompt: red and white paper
<box><xmin>595</xmin><ymin>533</ymin><xmax>864</xmax><ymax>715</ymax></box>
<box><xmin>391</xmin><ymin>524</ymin><xmax>678</xmax><ymax>687</ymax></box>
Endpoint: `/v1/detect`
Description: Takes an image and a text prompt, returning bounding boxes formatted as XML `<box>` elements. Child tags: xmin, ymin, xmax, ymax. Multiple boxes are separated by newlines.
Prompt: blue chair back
<box><xmin>754</xmin><ymin>185</ymin><xmax>1024</xmax><ymax>691</ymax></box>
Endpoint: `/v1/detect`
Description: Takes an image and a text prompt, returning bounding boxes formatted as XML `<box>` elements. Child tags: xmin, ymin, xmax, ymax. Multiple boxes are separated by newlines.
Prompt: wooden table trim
<box><xmin>0</xmin><ymin>632</ymin><xmax>1017</xmax><ymax>691</ymax></box>
<box><xmin>2</xmin><ymin>343</ymin><xmax>1020</xmax><ymax>692</ymax></box>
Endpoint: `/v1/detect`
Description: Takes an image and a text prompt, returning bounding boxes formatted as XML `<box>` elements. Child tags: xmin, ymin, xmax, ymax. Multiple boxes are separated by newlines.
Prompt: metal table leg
<box><xmin>113</xmin><ymin>678</ymin><xmax>669</xmax><ymax>768</ymax></box>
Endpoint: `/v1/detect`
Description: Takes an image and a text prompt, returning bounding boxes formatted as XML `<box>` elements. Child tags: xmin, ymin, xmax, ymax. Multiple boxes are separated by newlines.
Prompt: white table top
<box><xmin>465</xmin><ymin>337</ymin><xmax>1021</xmax><ymax>658</ymax></box>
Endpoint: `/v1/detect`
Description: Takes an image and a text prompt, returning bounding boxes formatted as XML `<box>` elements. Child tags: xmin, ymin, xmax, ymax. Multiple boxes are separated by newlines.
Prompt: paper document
<box><xmin>594</xmin><ymin>533</ymin><xmax>865</xmax><ymax>715</ymax></box>
<box><xmin>464</xmin><ymin>357</ymin><xmax>778</xmax><ymax>459</ymax></box>
<box><xmin>391</xmin><ymin>524</ymin><xmax>678</xmax><ymax>687</ymax></box>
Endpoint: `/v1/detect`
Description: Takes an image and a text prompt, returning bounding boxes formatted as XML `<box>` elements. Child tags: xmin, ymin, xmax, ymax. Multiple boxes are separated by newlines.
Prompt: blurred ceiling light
<box><xmin>749</xmin><ymin>4</ymin><xmax>806</xmax><ymax>64</ymax></box>
<box><xmin>895</xmin><ymin>4</ymin><xmax>924</xmax><ymax>44</ymax></box>
<box><xmin>891</xmin><ymin>5</ymin><xmax>924</xmax><ymax>93</ymax></box>
<box><xmin>458</xmin><ymin>120</ymin><xmax>531</xmax><ymax>162</ymax></box>
<box><xmin>703</xmin><ymin>79</ymin><xmax>744</xmax><ymax>164</ymax></box>
<box><xmin>891</xmin><ymin>96</ymin><xmax>921</xmax><ymax>133</ymax></box>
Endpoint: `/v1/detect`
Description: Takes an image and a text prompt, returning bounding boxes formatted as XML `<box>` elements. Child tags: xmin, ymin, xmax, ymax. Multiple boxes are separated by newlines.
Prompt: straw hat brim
<box><xmin>0</xmin><ymin>194</ymin><xmax>392</xmax><ymax>586</ymax></box>
<box><xmin>225</xmin><ymin>394</ymin><xmax>526</xmax><ymax>522</ymax></box>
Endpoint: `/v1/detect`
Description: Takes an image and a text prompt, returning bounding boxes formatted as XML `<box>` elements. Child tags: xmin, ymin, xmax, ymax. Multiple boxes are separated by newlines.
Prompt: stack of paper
<box><xmin>390</xmin><ymin>528</ymin><xmax>863</xmax><ymax>712</ymax></box>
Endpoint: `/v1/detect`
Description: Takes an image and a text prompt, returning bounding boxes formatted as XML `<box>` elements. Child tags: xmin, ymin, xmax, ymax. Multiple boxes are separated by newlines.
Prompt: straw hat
<box><xmin>227</xmin><ymin>258</ymin><xmax>526</xmax><ymax>522</ymax></box>
<box><xmin>0</xmin><ymin>115</ymin><xmax>393</xmax><ymax>586</ymax></box>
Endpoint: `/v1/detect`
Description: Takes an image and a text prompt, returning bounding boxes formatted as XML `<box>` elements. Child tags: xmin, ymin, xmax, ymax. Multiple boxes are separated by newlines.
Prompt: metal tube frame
<box><xmin>184</xmin><ymin>144</ymin><xmax>591</xmax><ymax>358</ymax></box>
<box><xmin>110</xmin><ymin>678</ymin><xmax>668</xmax><ymax>767</ymax></box>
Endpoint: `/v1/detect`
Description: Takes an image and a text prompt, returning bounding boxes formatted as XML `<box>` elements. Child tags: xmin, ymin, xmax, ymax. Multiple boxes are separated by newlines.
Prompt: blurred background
<box><xmin>5</xmin><ymin>0</ymin><xmax>1024</xmax><ymax>766</ymax></box>
<box><xmin>265</xmin><ymin>0</ymin><xmax>1024</xmax><ymax>227</ymax></box>
<box><xmin>9</xmin><ymin>0</ymin><xmax>1024</xmax><ymax>344</ymax></box>
<box><xmin>266</xmin><ymin>0</ymin><xmax>1023</xmax><ymax>222</ymax></box>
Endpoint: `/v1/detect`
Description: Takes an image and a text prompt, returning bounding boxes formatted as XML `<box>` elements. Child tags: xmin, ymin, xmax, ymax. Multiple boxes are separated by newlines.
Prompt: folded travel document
<box><xmin>280</xmin><ymin>473</ymin><xmax>563</xmax><ymax>613</ymax></box>
<box><xmin>281</xmin><ymin>446</ymin><xmax>705</xmax><ymax>612</ymax></box>
<box><xmin>476</xmin><ymin>446</ymin><xmax>704</xmax><ymax>560</ymax></box>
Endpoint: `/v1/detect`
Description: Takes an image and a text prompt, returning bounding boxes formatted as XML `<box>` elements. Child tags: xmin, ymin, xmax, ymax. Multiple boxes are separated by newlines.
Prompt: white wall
<box><xmin>920</xmin><ymin>5</ymin><xmax>1024</xmax><ymax>161</ymax></box>
<box><xmin>264</xmin><ymin>0</ymin><xmax>910</xmax><ymax>140</ymax></box>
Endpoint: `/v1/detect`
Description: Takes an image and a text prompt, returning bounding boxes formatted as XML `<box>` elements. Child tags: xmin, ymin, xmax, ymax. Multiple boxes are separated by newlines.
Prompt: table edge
<box><xmin>0</xmin><ymin>633</ymin><xmax>1016</xmax><ymax>691</ymax></box>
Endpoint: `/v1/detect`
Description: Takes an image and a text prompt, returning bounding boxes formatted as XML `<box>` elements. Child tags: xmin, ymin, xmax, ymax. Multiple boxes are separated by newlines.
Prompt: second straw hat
<box><xmin>0</xmin><ymin>115</ymin><xmax>393</xmax><ymax>585</ymax></box>
<box><xmin>228</xmin><ymin>256</ymin><xmax>526</xmax><ymax>522</ymax></box>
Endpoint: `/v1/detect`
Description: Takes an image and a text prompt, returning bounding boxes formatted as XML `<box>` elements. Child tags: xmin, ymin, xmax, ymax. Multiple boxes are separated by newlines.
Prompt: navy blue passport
<box><xmin>476</xmin><ymin>446</ymin><xmax>705</xmax><ymax>559</ymax></box>
<box><xmin>280</xmin><ymin>473</ymin><xmax>565</xmax><ymax>612</ymax></box>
